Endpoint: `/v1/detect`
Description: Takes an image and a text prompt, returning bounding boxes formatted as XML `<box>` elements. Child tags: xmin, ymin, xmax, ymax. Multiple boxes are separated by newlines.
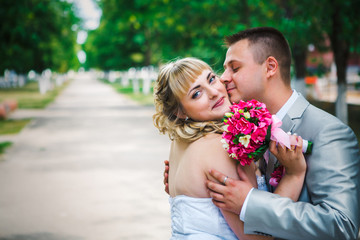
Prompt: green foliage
<box><xmin>85</xmin><ymin>0</ymin><xmax>253</xmax><ymax>71</ymax></box>
<box><xmin>0</xmin><ymin>0</ymin><xmax>81</xmax><ymax>74</ymax></box>
<box><xmin>84</xmin><ymin>0</ymin><xmax>359</xmax><ymax>83</ymax></box>
<box><xmin>3</xmin><ymin>0</ymin><xmax>358</xmax><ymax>82</ymax></box>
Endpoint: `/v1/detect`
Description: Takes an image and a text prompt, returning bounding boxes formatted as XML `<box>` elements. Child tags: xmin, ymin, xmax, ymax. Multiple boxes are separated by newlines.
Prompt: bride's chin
<box><xmin>214</xmin><ymin>111</ymin><xmax>228</xmax><ymax>120</ymax></box>
<box><xmin>221</xmin><ymin>106</ymin><xmax>231</xmax><ymax>114</ymax></box>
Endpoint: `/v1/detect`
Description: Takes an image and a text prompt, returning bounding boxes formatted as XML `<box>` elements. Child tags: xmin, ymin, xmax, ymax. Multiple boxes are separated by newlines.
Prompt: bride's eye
<box><xmin>209</xmin><ymin>75</ymin><xmax>216</xmax><ymax>83</ymax></box>
<box><xmin>192</xmin><ymin>91</ymin><xmax>201</xmax><ymax>99</ymax></box>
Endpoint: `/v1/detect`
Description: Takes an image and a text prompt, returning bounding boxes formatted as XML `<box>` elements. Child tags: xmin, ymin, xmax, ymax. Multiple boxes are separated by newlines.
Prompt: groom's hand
<box><xmin>206</xmin><ymin>165</ymin><xmax>253</xmax><ymax>215</ymax></box>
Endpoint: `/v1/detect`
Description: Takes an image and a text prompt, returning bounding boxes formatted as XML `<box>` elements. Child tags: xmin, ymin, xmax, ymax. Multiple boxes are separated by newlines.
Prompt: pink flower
<box><xmin>222</xmin><ymin>99</ymin><xmax>312</xmax><ymax>187</ymax></box>
<box><xmin>269</xmin><ymin>178</ymin><xmax>279</xmax><ymax>187</ymax></box>
<box><xmin>269</xmin><ymin>165</ymin><xmax>285</xmax><ymax>187</ymax></box>
<box><xmin>235</xmin><ymin>118</ymin><xmax>253</xmax><ymax>135</ymax></box>
<box><xmin>222</xmin><ymin>99</ymin><xmax>272</xmax><ymax>166</ymax></box>
<box><xmin>251</xmin><ymin>127</ymin><xmax>267</xmax><ymax>143</ymax></box>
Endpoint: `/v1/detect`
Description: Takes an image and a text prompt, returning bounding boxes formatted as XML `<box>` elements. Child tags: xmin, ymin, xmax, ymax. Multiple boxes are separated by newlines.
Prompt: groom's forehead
<box><xmin>227</xmin><ymin>40</ymin><xmax>251</xmax><ymax>56</ymax></box>
<box><xmin>224</xmin><ymin>48</ymin><xmax>255</xmax><ymax>67</ymax></box>
<box><xmin>223</xmin><ymin>59</ymin><xmax>237</xmax><ymax>68</ymax></box>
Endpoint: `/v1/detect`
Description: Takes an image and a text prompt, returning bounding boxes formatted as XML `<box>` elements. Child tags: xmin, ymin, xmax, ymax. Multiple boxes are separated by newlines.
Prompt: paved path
<box><xmin>0</xmin><ymin>73</ymin><xmax>171</xmax><ymax>240</ymax></box>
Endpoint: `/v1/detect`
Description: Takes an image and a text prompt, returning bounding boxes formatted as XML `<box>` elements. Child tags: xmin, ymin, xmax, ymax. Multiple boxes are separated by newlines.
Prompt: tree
<box><xmin>0</xmin><ymin>0</ymin><xmax>81</xmax><ymax>74</ymax></box>
<box><xmin>84</xmin><ymin>0</ymin><xmax>147</xmax><ymax>70</ymax></box>
<box><xmin>317</xmin><ymin>0</ymin><xmax>360</xmax><ymax>124</ymax></box>
<box><xmin>84</xmin><ymin>0</ymin><xmax>251</xmax><ymax>71</ymax></box>
<box><xmin>274</xmin><ymin>0</ymin><xmax>325</xmax><ymax>96</ymax></box>
<box><xmin>85</xmin><ymin>0</ymin><xmax>360</xmax><ymax>127</ymax></box>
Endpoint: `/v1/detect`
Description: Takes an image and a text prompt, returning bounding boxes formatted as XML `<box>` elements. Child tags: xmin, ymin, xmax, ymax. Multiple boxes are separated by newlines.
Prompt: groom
<box><xmin>206</xmin><ymin>27</ymin><xmax>360</xmax><ymax>239</ymax></box>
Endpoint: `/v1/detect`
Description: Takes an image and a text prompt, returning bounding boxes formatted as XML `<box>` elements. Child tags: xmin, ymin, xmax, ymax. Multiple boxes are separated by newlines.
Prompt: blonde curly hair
<box><xmin>153</xmin><ymin>57</ymin><xmax>224</xmax><ymax>142</ymax></box>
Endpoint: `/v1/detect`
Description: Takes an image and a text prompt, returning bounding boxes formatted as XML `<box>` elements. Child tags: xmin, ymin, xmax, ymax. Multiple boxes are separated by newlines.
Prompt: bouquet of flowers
<box><xmin>221</xmin><ymin>99</ymin><xmax>312</xmax><ymax>186</ymax></box>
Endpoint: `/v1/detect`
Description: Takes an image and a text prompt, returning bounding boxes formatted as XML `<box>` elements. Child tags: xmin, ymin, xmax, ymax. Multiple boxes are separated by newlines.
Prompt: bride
<box><xmin>153</xmin><ymin>57</ymin><xmax>306</xmax><ymax>240</ymax></box>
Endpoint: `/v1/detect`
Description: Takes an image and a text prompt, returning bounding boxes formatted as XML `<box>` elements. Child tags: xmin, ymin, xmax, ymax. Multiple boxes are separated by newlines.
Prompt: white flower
<box><xmin>223</xmin><ymin>144</ymin><xmax>229</xmax><ymax>150</ymax></box>
<box><xmin>220</xmin><ymin>139</ymin><xmax>229</xmax><ymax>150</ymax></box>
<box><xmin>230</xmin><ymin>153</ymin><xmax>237</xmax><ymax>159</ymax></box>
<box><xmin>225</xmin><ymin>112</ymin><xmax>233</xmax><ymax>118</ymax></box>
<box><xmin>239</xmin><ymin>135</ymin><xmax>251</xmax><ymax>148</ymax></box>
<box><xmin>222</xmin><ymin>125</ymin><xmax>228</xmax><ymax>131</ymax></box>
<box><xmin>244</xmin><ymin>112</ymin><xmax>250</xmax><ymax>119</ymax></box>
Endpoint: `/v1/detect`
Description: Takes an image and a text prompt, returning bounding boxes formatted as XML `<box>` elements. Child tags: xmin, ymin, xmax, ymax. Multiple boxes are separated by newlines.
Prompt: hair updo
<box><xmin>153</xmin><ymin>57</ymin><xmax>224</xmax><ymax>142</ymax></box>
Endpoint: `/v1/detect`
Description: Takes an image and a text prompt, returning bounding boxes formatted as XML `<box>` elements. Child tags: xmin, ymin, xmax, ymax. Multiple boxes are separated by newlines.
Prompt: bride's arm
<box><xmin>221</xmin><ymin>210</ymin><xmax>273</xmax><ymax>240</ymax></box>
<box><xmin>219</xmin><ymin>164</ymin><xmax>273</xmax><ymax>240</ymax></box>
<box><xmin>203</xmin><ymin>135</ymin><xmax>272</xmax><ymax>240</ymax></box>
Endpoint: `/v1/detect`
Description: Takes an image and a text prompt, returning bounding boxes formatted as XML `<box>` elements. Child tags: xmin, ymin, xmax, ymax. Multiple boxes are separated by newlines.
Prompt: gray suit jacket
<box><xmin>244</xmin><ymin>94</ymin><xmax>360</xmax><ymax>240</ymax></box>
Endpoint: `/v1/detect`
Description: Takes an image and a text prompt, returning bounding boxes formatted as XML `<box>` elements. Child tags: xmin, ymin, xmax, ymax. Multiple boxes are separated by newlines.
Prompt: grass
<box><xmin>101</xmin><ymin>79</ymin><xmax>155</xmax><ymax>106</ymax></box>
<box><xmin>0</xmin><ymin>80</ymin><xmax>71</xmax><ymax>109</ymax></box>
<box><xmin>0</xmin><ymin>141</ymin><xmax>12</xmax><ymax>154</ymax></box>
<box><xmin>0</xmin><ymin>119</ymin><xmax>31</xmax><ymax>134</ymax></box>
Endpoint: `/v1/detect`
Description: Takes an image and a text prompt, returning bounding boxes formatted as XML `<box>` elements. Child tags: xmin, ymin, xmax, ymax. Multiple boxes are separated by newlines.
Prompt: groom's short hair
<box><xmin>225</xmin><ymin>27</ymin><xmax>292</xmax><ymax>84</ymax></box>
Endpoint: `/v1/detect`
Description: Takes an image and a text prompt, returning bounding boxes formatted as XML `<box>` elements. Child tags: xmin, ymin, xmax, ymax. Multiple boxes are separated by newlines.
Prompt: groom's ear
<box><xmin>265</xmin><ymin>56</ymin><xmax>278</xmax><ymax>79</ymax></box>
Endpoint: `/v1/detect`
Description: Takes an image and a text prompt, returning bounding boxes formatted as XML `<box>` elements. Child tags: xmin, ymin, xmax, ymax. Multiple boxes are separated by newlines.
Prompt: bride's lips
<box><xmin>212</xmin><ymin>97</ymin><xmax>225</xmax><ymax>109</ymax></box>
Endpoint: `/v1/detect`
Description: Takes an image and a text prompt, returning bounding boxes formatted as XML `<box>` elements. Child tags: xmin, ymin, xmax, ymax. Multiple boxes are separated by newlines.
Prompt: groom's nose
<box><xmin>220</xmin><ymin>69</ymin><xmax>231</xmax><ymax>84</ymax></box>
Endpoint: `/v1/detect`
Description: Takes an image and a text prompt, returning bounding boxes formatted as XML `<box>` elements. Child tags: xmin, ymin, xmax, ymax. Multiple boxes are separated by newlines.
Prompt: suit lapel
<box><xmin>265</xmin><ymin>94</ymin><xmax>310</xmax><ymax>192</ymax></box>
<box><xmin>280</xmin><ymin>114</ymin><xmax>295</xmax><ymax>133</ymax></box>
<box><xmin>286</xmin><ymin>94</ymin><xmax>310</xmax><ymax>121</ymax></box>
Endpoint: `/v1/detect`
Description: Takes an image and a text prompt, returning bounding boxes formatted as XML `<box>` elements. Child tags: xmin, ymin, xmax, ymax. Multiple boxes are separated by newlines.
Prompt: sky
<box><xmin>73</xmin><ymin>0</ymin><xmax>102</xmax><ymax>30</ymax></box>
<box><xmin>72</xmin><ymin>0</ymin><xmax>102</xmax><ymax>45</ymax></box>
<box><xmin>70</xmin><ymin>0</ymin><xmax>102</xmax><ymax>63</ymax></box>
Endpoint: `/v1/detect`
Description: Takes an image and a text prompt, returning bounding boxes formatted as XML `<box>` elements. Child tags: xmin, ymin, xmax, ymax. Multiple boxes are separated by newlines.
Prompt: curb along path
<box><xmin>0</xmin><ymin>73</ymin><xmax>171</xmax><ymax>240</ymax></box>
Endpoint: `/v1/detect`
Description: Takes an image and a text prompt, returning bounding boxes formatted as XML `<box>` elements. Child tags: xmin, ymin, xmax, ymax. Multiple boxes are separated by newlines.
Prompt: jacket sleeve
<box><xmin>243</xmin><ymin>111</ymin><xmax>360</xmax><ymax>240</ymax></box>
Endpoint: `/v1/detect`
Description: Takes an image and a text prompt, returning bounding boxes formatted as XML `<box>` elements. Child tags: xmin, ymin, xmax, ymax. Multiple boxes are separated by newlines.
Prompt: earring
<box><xmin>185</xmin><ymin>116</ymin><xmax>189</xmax><ymax>121</ymax></box>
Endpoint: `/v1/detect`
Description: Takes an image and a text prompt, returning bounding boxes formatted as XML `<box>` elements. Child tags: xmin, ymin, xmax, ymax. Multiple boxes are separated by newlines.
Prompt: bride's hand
<box><xmin>269</xmin><ymin>135</ymin><xmax>306</xmax><ymax>178</ymax></box>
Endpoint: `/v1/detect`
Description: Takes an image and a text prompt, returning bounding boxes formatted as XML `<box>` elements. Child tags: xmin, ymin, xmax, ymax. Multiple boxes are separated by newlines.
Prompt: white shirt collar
<box><xmin>276</xmin><ymin>90</ymin><xmax>298</xmax><ymax>120</ymax></box>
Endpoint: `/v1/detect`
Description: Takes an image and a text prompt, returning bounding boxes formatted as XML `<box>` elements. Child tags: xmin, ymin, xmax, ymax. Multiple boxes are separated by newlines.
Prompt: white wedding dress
<box><xmin>169</xmin><ymin>175</ymin><xmax>268</xmax><ymax>239</ymax></box>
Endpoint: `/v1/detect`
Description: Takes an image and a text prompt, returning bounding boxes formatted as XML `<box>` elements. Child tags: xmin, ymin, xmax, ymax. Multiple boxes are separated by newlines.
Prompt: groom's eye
<box><xmin>232</xmin><ymin>67</ymin><xmax>239</xmax><ymax>72</ymax></box>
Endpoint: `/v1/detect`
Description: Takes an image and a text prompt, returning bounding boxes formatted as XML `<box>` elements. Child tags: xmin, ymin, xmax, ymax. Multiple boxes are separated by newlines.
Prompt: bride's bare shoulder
<box><xmin>188</xmin><ymin>133</ymin><xmax>224</xmax><ymax>153</ymax></box>
<box><xmin>189</xmin><ymin>134</ymin><xmax>237</xmax><ymax>178</ymax></box>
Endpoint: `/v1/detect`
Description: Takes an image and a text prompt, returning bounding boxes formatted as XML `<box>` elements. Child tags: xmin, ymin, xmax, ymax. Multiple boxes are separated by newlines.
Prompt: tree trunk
<box><xmin>336</xmin><ymin>82</ymin><xmax>347</xmax><ymax>124</ymax></box>
<box><xmin>144</xmin><ymin>28</ymin><xmax>152</xmax><ymax>66</ymax></box>
<box><xmin>292</xmin><ymin>45</ymin><xmax>307</xmax><ymax>96</ymax></box>
<box><xmin>330</xmin><ymin>2</ymin><xmax>349</xmax><ymax>124</ymax></box>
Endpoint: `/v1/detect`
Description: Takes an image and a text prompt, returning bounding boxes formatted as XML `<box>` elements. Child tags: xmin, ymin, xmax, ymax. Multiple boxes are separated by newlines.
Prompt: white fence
<box><xmin>1</xmin><ymin>66</ymin><xmax>159</xmax><ymax>95</ymax></box>
<box><xmin>0</xmin><ymin>69</ymin><xmax>70</xmax><ymax>94</ymax></box>
<box><xmin>0</xmin><ymin>70</ymin><xmax>26</xmax><ymax>88</ymax></box>
<box><xmin>98</xmin><ymin>66</ymin><xmax>158</xmax><ymax>95</ymax></box>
